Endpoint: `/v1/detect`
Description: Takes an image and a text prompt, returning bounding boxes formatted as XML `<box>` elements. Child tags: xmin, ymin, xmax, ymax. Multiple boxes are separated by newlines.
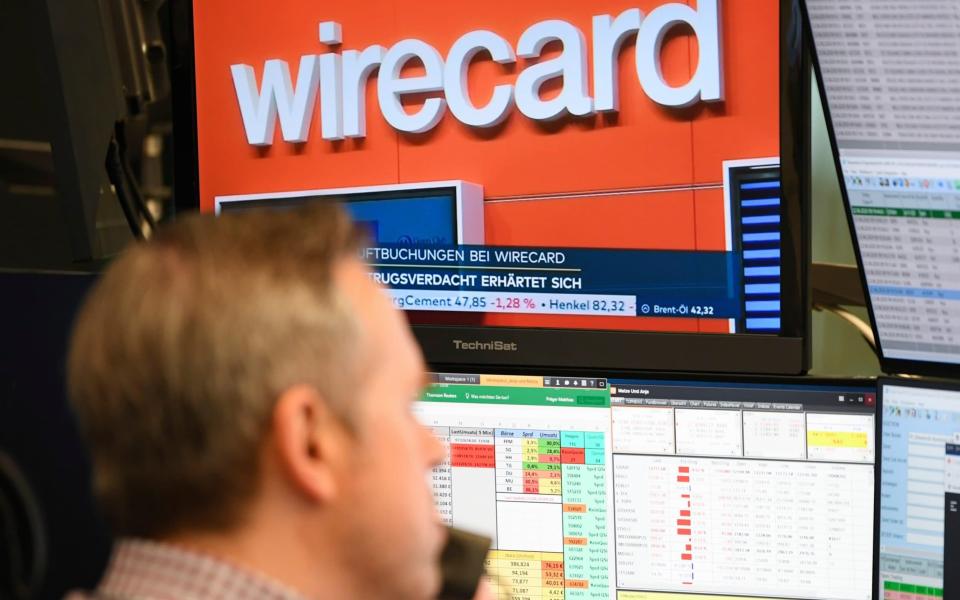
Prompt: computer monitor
<box><xmin>419</xmin><ymin>373</ymin><xmax>614</xmax><ymax>597</ymax></box>
<box><xmin>878</xmin><ymin>378</ymin><xmax>960</xmax><ymax>600</ymax></box>
<box><xmin>170</xmin><ymin>0</ymin><xmax>812</xmax><ymax>374</ymax></box>
<box><xmin>805</xmin><ymin>1</ymin><xmax>960</xmax><ymax>376</ymax></box>
<box><xmin>419</xmin><ymin>371</ymin><xmax>877</xmax><ymax>600</ymax></box>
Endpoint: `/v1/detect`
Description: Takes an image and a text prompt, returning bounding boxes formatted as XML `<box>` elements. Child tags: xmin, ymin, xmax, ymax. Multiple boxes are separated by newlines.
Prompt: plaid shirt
<box><xmin>66</xmin><ymin>539</ymin><xmax>309</xmax><ymax>600</ymax></box>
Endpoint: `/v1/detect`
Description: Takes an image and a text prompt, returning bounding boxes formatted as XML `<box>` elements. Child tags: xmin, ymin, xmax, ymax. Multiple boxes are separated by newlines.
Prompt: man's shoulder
<box><xmin>64</xmin><ymin>591</ymin><xmax>99</xmax><ymax>600</ymax></box>
<box><xmin>68</xmin><ymin>538</ymin><xmax>309</xmax><ymax>600</ymax></box>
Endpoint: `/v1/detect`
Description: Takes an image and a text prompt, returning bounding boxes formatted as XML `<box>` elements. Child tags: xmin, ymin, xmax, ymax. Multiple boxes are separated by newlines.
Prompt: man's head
<box><xmin>68</xmin><ymin>204</ymin><xmax>446</xmax><ymax>599</ymax></box>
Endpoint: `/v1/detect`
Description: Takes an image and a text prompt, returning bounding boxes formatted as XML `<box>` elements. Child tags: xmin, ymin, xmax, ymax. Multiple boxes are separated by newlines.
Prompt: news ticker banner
<box><xmin>363</xmin><ymin>245</ymin><xmax>743</xmax><ymax>319</ymax></box>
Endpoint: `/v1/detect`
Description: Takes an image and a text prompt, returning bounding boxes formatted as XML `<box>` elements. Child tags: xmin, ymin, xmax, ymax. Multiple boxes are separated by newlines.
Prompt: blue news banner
<box><xmin>361</xmin><ymin>245</ymin><xmax>743</xmax><ymax>319</ymax></box>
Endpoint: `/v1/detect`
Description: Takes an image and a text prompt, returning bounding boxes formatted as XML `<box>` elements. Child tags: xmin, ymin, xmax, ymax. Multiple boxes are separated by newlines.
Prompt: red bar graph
<box><xmin>677</xmin><ymin>464</ymin><xmax>693</xmax><ymax>586</ymax></box>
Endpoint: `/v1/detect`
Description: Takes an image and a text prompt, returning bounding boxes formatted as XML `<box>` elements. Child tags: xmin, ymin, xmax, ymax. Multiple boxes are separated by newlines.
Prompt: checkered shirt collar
<box><xmin>85</xmin><ymin>538</ymin><xmax>310</xmax><ymax>600</ymax></box>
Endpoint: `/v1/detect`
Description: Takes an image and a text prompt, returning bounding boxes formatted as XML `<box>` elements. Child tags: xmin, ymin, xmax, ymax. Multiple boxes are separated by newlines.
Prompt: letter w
<box><xmin>231</xmin><ymin>57</ymin><xmax>320</xmax><ymax>146</ymax></box>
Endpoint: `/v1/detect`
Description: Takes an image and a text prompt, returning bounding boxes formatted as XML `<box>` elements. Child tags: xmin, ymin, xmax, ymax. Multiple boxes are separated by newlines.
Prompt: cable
<box><xmin>105</xmin><ymin>135</ymin><xmax>144</xmax><ymax>240</ymax></box>
<box><xmin>115</xmin><ymin>122</ymin><xmax>158</xmax><ymax>233</ymax></box>
<box><xmin>0</xmin><ymin>453</ymin><xmax>47</xmax><ymax>600</ymax></box>
<box><xmin>0</xmin><ymin>492</ymin><xmax>24</xmax><ymax>599</ymax></box>
<box><xmin>813</xmin><ymin>302</ymin><xmax>878</xmax><ymax>355</ymax></box>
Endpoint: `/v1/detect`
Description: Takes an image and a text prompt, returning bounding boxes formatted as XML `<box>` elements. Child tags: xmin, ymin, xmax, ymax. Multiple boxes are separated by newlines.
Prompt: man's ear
<box><xmin>271</xmin><ymin>384</ymin><xmax>346</xmax><ymax>503</ymax></box>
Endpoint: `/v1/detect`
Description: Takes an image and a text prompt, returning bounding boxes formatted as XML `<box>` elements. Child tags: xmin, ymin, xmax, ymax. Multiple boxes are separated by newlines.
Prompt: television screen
<box><xmin>174</xmin><ymin>0</ymin><xmax>810</xmax><ymax>372</ymax></box>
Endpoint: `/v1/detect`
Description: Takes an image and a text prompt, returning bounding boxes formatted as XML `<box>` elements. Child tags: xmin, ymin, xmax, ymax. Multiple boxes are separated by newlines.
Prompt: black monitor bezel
<box><xmin>168</xmin><ymin>0</ymin><xmax>812</xmax><ymax>375</ymax></box>
<box><xmin>876</xmin><ymin>376</ymin><xmax>960</xmax><ymax>599</ymax></box>
<box><xmin>801</xmin><ymin>1</ymin><xmax>960</xmax><ymax>378</ymax></box>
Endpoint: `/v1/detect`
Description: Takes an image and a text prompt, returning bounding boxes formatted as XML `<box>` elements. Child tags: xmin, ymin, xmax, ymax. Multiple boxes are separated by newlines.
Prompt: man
<box><xmin>66</xmin><ymin>204</ymin><xmax>464</xmax><ymax>599</ymax></box>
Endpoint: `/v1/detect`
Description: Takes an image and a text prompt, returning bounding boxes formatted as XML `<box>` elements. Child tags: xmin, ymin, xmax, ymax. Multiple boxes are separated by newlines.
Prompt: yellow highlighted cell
<box><xmin>480</xmin><ymin>374</ymin><xmax>543</xmax><ymax>387</ymax></box>
<box><xmin>490</xmin><ymin>550</ymin><xmax>542</xmax><ymax>561</ymax></box>
<box><xmin>540</xmin><ymin>480</ymin><xmax>561</xmax><ymax>492</ymax></box>
<box><xmin>807</xmin><ymin>430</ymin><xmax>868</xmax><ymax>448</ymax></box>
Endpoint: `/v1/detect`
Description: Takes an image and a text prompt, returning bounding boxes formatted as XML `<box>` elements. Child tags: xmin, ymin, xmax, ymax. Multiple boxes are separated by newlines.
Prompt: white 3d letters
<box><xmin>593</xmin><ymin>9</ymin><xmax>643</xmax><ymax>113</ymax></box>
<box><xmin>515</xmin><ymin>20</ymin><xmax>594</xmax><ymax>121</ymax></box>
<box><xmin>636</xmin><ymin>0</ymin><xmax>723</xmax><ymax>107</ymax></box>
<box><xmin>231</xmin><ymin>2</ymin><xmax>724</xmax><ymax>145</ymax></box>
<box><xmin>445</xmin><ymin>30</ymin><xmax>516</xmax><ymax>128</ymax></box>
<box><xmin>231</xmin><ymin>56</ymin><xmax>320</xmax><ymax>145</ymax></box>
<box><xmin>378</xmin><ymin>39</ymin><xmax>446</xmax><ymax>133</ymax></box>
<box><xmin>342</xmin><ymin>45</ymin><xmax>386</xmax><ymax>138</ymax></box>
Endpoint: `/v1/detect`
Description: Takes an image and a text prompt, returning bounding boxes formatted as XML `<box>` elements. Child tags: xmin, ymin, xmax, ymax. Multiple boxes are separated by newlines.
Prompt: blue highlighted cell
<box><xmin>585</xmin><ymin>448</ymin><xmax>605</xmax><ymax>465</ymax></box>
<box><xmin>742</xmin><ymin>181</ymin><xmax>781</xmax><ymax>190</ymax></box>
<box><xmin>745</xmin><ymin>266</ymin><xmax>781</xmax><ymax>277</ymax></box>
<box><xmin>743</xmin><ymin>232</ymin><xmax>781</xmax><ymax>243</ymax></box>
<box><xmin>869</xmin><ymin>286</ymin><xmax>960</xmax><ymax>301</ymax></box>
<box><xmin>584</xmin><ymin>432</ymin><xmax>605</xmax><ymax>450</ymax></box>
<box><xmin>744</xmin><ymin>249</ymin><xmax>781</xmax><ymax>260</ymax></box>
<box><xmin>742</xmin><ymin>215</ymin><xmax>781</xmax><ymax>225</ymax></box>
<box><xmin>741</xmin><ymin>198</ymin><xmax>781</xmax><ymax>208</ymax></box>
<box><xmin>746</xmin><ymin>284</ymin><xmax>781</xmax><ymax>295</ymax></box>
<box><xmin>747</xmin><ymin>318</ymin><xmax>781</xmax><ymax>330</ymax></box>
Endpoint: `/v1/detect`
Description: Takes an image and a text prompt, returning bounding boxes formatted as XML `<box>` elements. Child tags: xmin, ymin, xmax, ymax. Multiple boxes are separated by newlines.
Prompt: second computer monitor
<box><xmin>878</xmin><ymin>378</ymin><xmax>960</xmax><ymax>600</ymax></box>
<box><xmin>806</xmin><ymin>1</ymin><xmax>960</xmax><ymax>375</ymax></box>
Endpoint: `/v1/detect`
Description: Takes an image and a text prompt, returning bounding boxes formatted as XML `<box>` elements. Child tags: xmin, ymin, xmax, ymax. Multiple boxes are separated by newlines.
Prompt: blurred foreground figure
<box><xmin>66</xmin><ymin>204</ymin><xmax>451</xmax><ymax>600</ymax></box>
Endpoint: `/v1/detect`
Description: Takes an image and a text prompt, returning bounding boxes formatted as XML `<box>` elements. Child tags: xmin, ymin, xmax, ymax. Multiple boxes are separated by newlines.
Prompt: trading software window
<box><xmin>418</xmin><ymin>375</ymin><xmax>877</xmax><ymax>600</ymax></box>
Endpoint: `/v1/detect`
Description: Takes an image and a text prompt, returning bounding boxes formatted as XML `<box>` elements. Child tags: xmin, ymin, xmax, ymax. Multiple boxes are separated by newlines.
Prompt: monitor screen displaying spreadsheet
<box><xmin>419</xmin><ymin>372</ymin><xmax>877</xmax><ymax>600</ymax></box>
<box><xmin>878</xmin><ymin>379</ymin><xmax>960</xmax><ymax>600</ymax></box>
<box><xmin>806</xmin><ymin>0</ymin><xmax>960</xmax><ymax>374</ymax></box>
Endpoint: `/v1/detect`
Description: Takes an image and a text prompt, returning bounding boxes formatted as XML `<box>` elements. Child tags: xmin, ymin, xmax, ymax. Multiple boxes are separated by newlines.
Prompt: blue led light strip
<box><xmin>739</xmin><ymin>174</ymin><xmax>782</xmax><ymax>332</ymax></box>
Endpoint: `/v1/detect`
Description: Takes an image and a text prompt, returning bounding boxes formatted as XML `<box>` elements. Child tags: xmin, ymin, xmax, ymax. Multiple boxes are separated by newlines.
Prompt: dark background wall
<box><xmin>0</xmin><ymin>272</ymin><xmax>110</xmax><ymax>599</ymax></box>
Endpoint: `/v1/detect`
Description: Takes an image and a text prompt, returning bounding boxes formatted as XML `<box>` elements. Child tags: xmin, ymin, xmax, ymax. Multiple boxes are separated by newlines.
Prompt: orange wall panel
<box><xmin>690</xmin><ymin>0</ymin><xmax>780</xmax><ymax>183</ymax></box>
<box><xmin>483</xmin><ymin>191</ymin><xmax>695</xmax><ymax>250</ymax></box>
<box><xmin>193</xmin><ymin>0</ymin><xmax>777</xmax><ymax>211</ymax></box>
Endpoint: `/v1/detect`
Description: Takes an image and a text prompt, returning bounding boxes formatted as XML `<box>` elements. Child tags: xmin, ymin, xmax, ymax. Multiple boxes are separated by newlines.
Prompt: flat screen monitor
<box><xmin>419</xmin><ymin>371</ymin><xmax>877</xmax><ymax>600</ymax></box>
<box><xmin>170</xmin><ymin>0</ymin><xmax>812</xmax><ymax>374</ymax></box>
<box><xmin>805</xmin><ymin>1</ymin><xmax>960</xmax><ymax>376</ymax></box>
<box><xmin>877</xmin><ymin>378</ymin><xmax>960</xmax><ymax>600</ymax></box>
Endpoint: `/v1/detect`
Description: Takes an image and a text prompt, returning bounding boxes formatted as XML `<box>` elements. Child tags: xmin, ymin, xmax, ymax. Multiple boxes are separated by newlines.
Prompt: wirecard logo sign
<box><xmin>230</xmin><ymin>2</ymin><xmax>723</xmax><ymax>146</ymax></box>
